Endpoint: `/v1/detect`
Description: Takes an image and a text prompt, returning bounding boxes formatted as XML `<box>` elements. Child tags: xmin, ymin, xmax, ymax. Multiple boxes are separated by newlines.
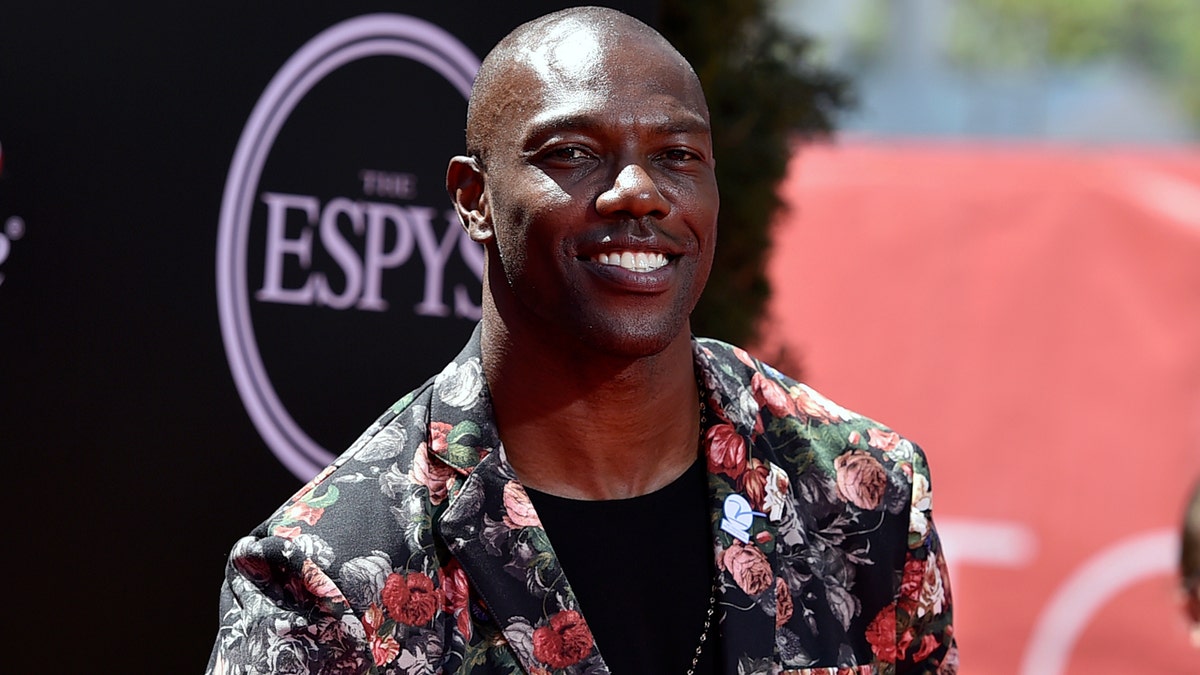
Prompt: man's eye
<box><xmin>550</xmin><ymin>147</ymin><xmax>589</xmax><ymax>161</ymax></box>
<box><xmin>661</xmin><ymin>148</ymin><xmax>698</xmax><ymax>162</ymax></box>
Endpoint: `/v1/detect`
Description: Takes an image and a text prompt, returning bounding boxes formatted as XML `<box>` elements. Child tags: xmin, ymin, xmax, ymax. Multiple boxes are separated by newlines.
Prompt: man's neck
<box><xmin>480</xmin><ymin>309</ymin><xmax>702</xmax><ymax>501</ymax></box>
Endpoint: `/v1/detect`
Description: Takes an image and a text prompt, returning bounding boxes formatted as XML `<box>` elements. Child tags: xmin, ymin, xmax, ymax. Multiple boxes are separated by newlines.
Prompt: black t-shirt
<box><xmin>526</xmin><ymin>459</ymin><xmax>718</xmax><ymax>675</ymax></box>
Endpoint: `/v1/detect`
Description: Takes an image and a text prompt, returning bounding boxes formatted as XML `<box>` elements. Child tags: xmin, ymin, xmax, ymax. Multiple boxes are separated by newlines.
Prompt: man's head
<box><xmin>447</xmin><ymin>7</ymin><xmax>718</xmax><ymax>358</ymax></box>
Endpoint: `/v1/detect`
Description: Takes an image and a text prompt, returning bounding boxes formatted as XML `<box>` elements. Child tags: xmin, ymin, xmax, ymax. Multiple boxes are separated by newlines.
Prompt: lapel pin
<box><xmin>720</xmin><ymin>493</ymin><xmax>765</xmax><ymax>544</ymax></box>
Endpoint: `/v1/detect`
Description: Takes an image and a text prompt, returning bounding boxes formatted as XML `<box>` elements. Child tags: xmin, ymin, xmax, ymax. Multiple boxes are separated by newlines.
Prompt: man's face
<box><xmin>473</xmin><ymin>26</ymin><xmax>718</xmax><ymax>357</ymax></box>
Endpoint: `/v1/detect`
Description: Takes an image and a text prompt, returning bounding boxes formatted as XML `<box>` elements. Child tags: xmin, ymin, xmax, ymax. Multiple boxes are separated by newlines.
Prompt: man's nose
<box><xmin>595</xmin><ymin>163</ymin><xmax>671</xmax><ymax>219</ymax></box>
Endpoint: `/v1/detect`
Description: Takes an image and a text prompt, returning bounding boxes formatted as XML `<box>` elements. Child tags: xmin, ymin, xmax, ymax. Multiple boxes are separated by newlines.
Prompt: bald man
<box><xmin>207</xmin><ymin>8</ymin><xmax>957</xmax><ymax>674</ymax></box>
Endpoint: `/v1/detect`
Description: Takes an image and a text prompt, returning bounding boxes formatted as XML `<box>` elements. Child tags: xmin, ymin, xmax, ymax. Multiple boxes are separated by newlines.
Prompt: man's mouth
<box><xmin>590</xmin><ymin>251</ymin><xmax>669</xmax><ymax>273</ymax></box>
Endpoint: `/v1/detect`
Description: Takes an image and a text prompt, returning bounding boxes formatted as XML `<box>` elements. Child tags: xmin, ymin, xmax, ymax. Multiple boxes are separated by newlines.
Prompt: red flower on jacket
<box><xmin>441</xmin><ymin>560</ymin><xmax>472</xmax><ymax>639</ymax></box>
<box><xmin>834</xmin><ymin>449</ymin><xmax>889</xmax><ymax>510</ymax></box>
<box><xmin>867</xmin><ymin>428</ymin><xmax>901</xmax><ymax>453</ymax></box>
<box><xmin>774</xmin><ymin>577</ymin><xmax>794</xmax><ymax>627</ymax></box>
<box><xmin>721</xmin><ymin>540</ymin><xmax>773</xmax><ymax>596</ymax></box>
<box><xmin>532</xmin><ymin>610</ymin><xmax>594</xmax><ymax>669</ymax></box>
<box><xmin>733</xmin><ymin>346</ymin><xmax>756</xmax><ymax>369</ymax></box>
<box><xmin>301</xmin><ymin>559</ymin><xmax>345</xmax><ymax>602</ymax></box>
<box><xmin>362</xmin><ymin>605</ymin><xmax>401</xmax><ymax>666</ymax></box>
<box><xmin>742</xmin><ymin>457</ymin><xmax>771</xmax><ymax>511</ymax></box>
<box><xmin>382</xmin><ymin>572</ymin><xmax>438</xmax><ymax>626</ymax></box>
<box><xmin>706</xmin><ymin>424</ymin><xmax>747</xmax><ymax>479</ymax></box>
<box><xmin>792</xmin><ymin>384</ymin><xmax>850</xmax><ymax>423</ymax></box>
<box><xmin>502</xmin><ymin>480</ymin><xmax>542</xmax><ymax>529</ymax></box>
<box><xmin>899</xmin><ymin>556</ymin><xmax>925</xmax><ymax>614</ymax></box>
<box><xmin>413</xmin><ymin>441</ymin><xmax>456</xmax><ymax>505</ymax></box>
<box><xmin>865</xmin><ymin>603</ymin><xmax>898</xmax><ymax>663</ymax></box>
<box><xmin>284</xmin><ymin>501</ymin><xmax>325</xmax><ymax>526</ymax></box>
<box><xmin>912</xmin><ymin>633</ymin><xmax>939</xmax><ymax>661</ymax></box>
<box><xmin>751</xmin><ymin>371</ymin><xmax>797</xmax><ymax>419</ymax></box>
<box><xmin>272</xmin><ymin>524</ymin><xmax>302</xmax><ymax>541</ymax></box>
<box><xmin>370</xmin><ymin>634</ymin><xmax>400</xmax><ymax>666</ymax></box>
<box><xmin>429</xmin><ymin>421</ymin><xmax>453</xmax><ymax>454</ymax></box>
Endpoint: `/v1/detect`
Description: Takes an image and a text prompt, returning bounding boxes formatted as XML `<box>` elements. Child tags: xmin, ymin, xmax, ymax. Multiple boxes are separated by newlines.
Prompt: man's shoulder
<box><xmin>693</xmin><ymin>335</ymin><xmax>931</xmax><ymax>472</ymax></box>
<box><xmin>243</xmin><ymin>376</ymin><xmax>442</xmax><ymax>559</ymax></box>
<box><xmin>692</xmin><ymin>334</ymin><xmax>863</xmax><ymax>423</ymax></box>
<box><xmin>241</xmin><ymin>326</ymin><xmax>493</xmax><ymax>563</ymax></box>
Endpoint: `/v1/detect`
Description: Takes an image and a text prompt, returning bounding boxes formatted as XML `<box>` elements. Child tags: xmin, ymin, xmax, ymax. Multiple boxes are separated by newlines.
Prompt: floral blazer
<box><xmin>207</xmin><ymin>328</ymin><xmax>958</xmax><ymax>675</ymax></box>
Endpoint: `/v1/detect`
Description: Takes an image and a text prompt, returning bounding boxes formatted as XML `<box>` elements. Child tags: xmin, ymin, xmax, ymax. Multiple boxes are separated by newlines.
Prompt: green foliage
<box><xmin>659</xmin><ymin>0</ymin><xmax>851</xmax><ymax>349</ymax></box>
<box><xmin>949</xmin><ymin>0</ymin><xmax>1200</xmax><ymax>127</ymax></box>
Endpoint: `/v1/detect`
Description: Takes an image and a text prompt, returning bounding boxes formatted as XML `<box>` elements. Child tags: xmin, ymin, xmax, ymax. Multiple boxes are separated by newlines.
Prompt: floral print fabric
<box><xmin>207</xmin><ymin>327</ymin><xmax>957</xmax><ymax>674</ymax></box>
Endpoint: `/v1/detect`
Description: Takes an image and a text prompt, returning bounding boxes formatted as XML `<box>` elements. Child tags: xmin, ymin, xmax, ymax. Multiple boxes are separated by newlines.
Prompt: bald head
<box><xmin>465</xmin><ymin>7</ymin><xmax>704</xmax><ymax>162</ymax></box>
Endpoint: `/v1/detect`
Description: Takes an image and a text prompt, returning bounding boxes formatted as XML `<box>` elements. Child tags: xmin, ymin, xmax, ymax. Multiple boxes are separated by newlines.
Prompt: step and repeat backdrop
<box><xmin>0</xmin><ymin>2</ymin><xmax>654</xmax><ymax>670</ymax></box>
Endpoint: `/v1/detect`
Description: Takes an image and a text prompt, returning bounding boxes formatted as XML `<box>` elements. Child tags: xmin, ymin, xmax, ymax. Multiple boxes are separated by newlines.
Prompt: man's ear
<box><xmin>446</xmin><ymin>155</ymin><xmax>493</xmax><ymax>242</ymax></box>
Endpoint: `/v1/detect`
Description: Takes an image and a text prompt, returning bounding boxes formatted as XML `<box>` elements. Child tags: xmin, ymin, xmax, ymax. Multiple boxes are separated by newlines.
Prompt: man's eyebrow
<box><xmin>521</xmin><ymin>111</ymin><xmax>711</xmax><ymax>145</ymax></box>
<box><xmin>655</xmin><ymin>115</ymin><xmax>712</xmax><ymax>136</ymax></box>
<box><xmin>522</xmin><ymin>115</ymin><xmax>601</xmax><ymax>143</ymax></box>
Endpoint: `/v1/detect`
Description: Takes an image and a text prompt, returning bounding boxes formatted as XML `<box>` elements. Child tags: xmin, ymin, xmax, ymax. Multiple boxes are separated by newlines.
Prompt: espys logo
<box><xmin>217</xmin><ymin>14</ymin><xmax>482</xmax><ymax>480</ymax></box>
<box><xmin>0</xmin><ymin>140</ymin><xmax>25</xmax><ymax>288</ymax></box>
<box><xmin>0</xmin><ymin>217</ymin><xmax>24</xmax><ymax>287</ymax></box>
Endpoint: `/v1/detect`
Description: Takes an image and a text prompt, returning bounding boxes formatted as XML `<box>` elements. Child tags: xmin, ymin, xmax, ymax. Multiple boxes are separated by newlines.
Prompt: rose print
<box><xmin>792</xmin><ymin>383</ymin><xmax>855</xmax><ymax>423</ymax></box>
<box><xmin>707</xmin><ymin>424</ymin><xmax>747</xmax><ymax>479</ymax></box>
<box><xmin>898</xmin><ymin>626</ymin><xmax>915</xmax><ymax>658</ymax></box>
<box><xmin>722</xmin><ymin>540</ymin><xmax>773</xmax><ymax>596</ymax></box>
<box><xmin>899</xmin><ymin>556</ymin><xmax>925</xmax><ymax>614</ymax></box>
<box><xmin>284</xmin><ymin>501</ymin><xmax>325</xmax><ymax>526</ymax></box>
<box><xmin>502</xmin><ymin>480</ymin><xmax>542</xmax><ymax>529</ymax></box>
<box><xmin>382</xmin><ymin>572</ymin><xmax>439</xmax><ymax>626</ymax></box>
<box><xmin>732</xmin><ymin>346</ymin><xmax>756</xmax><ymax>369</ymax></box>
<box><xmin>774</xmin><ymin>577</ymin><xmax>794</xmax><ymax>627</ymax></box>
<box><xmin>441</xmin><ymin>560</ymin><xmax>473</xmax><ymax>639</ymax></box>
<box><xmin>751</xmin><ymin>371</ymin><xmax>796</xmax><ymax>418</ymax></box>
<box><xmin>412</xmin><ymin>441</ymin><xmax>456</xmax><ymax>505</ymax></box>
<box><xmin>865</xmin><ymin>603</ymin><xmax>898</xmax><ymax>663</ymax></box>
<box><xmin>340</xmin><ymin>554</ymin><xmax>391</xmax><ymax>610</ymax></box>
<box><xmin>436</xmin><ymin>358</ymin><xmax>484</xmax><ymax>409</ymax></box>
<box><xmin>834</xmin><ymin>449</ymin><xmax>888</xmax><ymax>510</ymax></box>
<box><xmin>301</xmin><ymin>559</ymin><xmax>345</xmax><ymax>602</ymax></box>
<box><xmin>371</xmin><ymin>633</ymin><xmax>401</xmax><ymax>666</ymax></box>
<box><xmin>742</xmin><ymin>458</ymin><xmax>792</xmax><ymax>522</ymax></box>
<box><xmin>912</xmin><ymin>634</ymin><xmax>939</xmax><ymax>661</ymax></box>
<box><xmin>742</xmin><ymin>457</ymin><xmax>771</xmax><ymax>511</ymax></box>
<box><xmin>273</xmin><ymin>524</ymin><xmax>302</xmax><ymax>541</ymax></box>
<box><xmin>917</xmin><ymin>553</ymin><xmax>948</xmax><ymax>617</ymax></box>
<box><xmin>532</xmin><ymin>610</ymin><xmax>594</xmax><ymax>669</ymax></box>
<box><xmin>867</xmin><ymin>428</ymin><xmax>901</xmax><ymax>453</ymax></box>
<box><xmin>430</xmin><ymin>421</ymin><xmax>453</xmax><ymax>454</ymax></box>
<box><xmin>910</xmin><ymin>472</ymin><xmax>933</xmax><ymax>540</ymax></box>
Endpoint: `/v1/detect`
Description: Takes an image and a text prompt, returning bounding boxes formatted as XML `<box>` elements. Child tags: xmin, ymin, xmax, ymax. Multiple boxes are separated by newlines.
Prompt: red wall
<box><xmin>763</xmin><ymin>140</ymin><xmax>1200</xmax><ymax>674</ymax></box>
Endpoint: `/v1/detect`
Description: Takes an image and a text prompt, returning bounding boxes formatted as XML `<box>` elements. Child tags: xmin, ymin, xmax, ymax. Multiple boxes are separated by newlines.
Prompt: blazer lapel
<box><xmin>697</xmin><ymin>338</ymin><xmax>863</xmax><ymax>670</ymax></box>
<box><xmin>695</xmin><ymin>339</ymin><xmax>782</xmax><ymax>672</ymax></box>
<box><xmin>438</xmin><ymin>446</ymin><xmax>607</xmax><ymax>674</ymax></box>
<box><xmin>429</xmin><ymin>327</ymin><xmax>604</xmax><ymax>674</ymax></box>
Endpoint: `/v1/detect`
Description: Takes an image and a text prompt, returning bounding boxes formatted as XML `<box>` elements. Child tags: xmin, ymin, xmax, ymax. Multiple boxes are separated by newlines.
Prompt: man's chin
<box><xmin>571</xmin><ymin>316</ymin><xmax>693</xmax><ymax>361</ymax></box>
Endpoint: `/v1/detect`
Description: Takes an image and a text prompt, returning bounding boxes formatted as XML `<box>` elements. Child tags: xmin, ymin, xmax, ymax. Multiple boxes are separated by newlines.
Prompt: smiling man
<box><xmin>208</xmin><ymin>7</ymin><xmax>957</xmax><ymax>675</ymax></box>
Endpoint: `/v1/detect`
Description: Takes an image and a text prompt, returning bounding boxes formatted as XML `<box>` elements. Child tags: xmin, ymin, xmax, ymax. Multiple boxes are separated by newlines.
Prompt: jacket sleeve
<box><xmin>205</xmin><ymin>534</ymin><xmax>375</xmax><ymax>675</ymax></box>
<box><xmin>895</xmin><ymin>447</ymin><xmax>958</xmax><ymax>674</ymax></box>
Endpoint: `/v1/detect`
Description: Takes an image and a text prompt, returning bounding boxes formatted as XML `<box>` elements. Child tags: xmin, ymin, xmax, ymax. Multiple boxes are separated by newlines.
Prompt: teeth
<box><xmin>592</xmin><ymin>251</ymin><xmax>668</xmax><ymax>272</ymax></box>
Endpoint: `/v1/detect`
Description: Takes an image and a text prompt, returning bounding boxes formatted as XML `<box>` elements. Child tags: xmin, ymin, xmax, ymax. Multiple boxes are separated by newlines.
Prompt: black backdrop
<box><xmin>0</xmin><ymin>1</ymin><xmax>655</xmax><ymax>670</ymax></box>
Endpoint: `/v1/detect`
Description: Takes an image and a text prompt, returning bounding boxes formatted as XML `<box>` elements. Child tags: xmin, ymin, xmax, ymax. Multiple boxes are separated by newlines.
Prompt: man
<box><xmin>207</xmin><ymin>7</ymin><xmax>957</xmax><ymax>674</ymax></box>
